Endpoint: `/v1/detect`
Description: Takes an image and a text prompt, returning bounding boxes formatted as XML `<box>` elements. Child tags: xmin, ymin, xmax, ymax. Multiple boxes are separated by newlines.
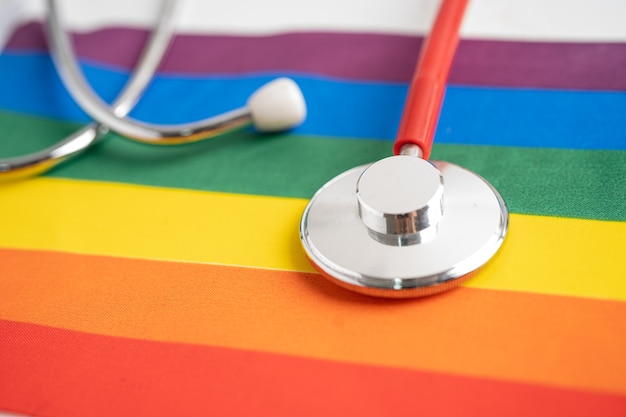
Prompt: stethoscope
<box><xmin>0</xmin><ymin>0</ymin><xmax>306</xmax><ymax>180</ymax></box>
<box><xmin>300</xmin><ymin>0</ymin><xmax>509</xmax><ymax>298</ymax></box>
<box><xmin>2</xmin><ymin>0</ymin><xmax>508</xmax><ymax>299</ymax></box>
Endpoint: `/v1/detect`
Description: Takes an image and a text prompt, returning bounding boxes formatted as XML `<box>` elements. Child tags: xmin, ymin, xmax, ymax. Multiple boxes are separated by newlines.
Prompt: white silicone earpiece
<box><xmin>247</xmin><ymin>78</ymin><xmax>307</xmax><ymax>132</ymax></box>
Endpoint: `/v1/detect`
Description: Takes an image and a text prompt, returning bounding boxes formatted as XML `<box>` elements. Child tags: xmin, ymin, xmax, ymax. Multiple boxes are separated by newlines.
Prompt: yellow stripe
<box><xmin>0</xmin><ymin>177</ymin><xmax>310</xmax><ymax>271</ymax></box>
<box><xmin>0</xmin><ymin>177</ymin><xmax>624</xmax><ymax>301</ymax></box>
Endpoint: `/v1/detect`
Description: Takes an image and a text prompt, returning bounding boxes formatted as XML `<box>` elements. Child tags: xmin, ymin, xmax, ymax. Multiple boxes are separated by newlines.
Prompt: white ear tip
<box><xmin>247</xmin><ymin>78</ymin><xmax>307</xmax><ymax>132</ymax></box>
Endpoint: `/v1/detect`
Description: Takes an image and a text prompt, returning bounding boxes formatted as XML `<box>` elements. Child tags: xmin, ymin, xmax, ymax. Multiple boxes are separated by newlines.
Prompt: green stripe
<box><xmin>1</xmin><ymin>110</ymin><xmax>624</xmax><ymax>221</ymax></box>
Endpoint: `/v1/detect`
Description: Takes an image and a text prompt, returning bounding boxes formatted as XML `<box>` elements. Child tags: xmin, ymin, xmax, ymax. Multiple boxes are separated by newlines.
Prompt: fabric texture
<box><xmin>0</xmin><ymin>0</ymin><xmax>625</xmax><ymax>415</ymax></box>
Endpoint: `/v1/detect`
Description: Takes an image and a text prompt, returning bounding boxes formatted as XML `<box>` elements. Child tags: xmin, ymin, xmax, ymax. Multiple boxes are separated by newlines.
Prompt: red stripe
<box><xmin>0</xmin><ymin>320</ymin><xmax>625</xmax><ymax>417</ymax></box>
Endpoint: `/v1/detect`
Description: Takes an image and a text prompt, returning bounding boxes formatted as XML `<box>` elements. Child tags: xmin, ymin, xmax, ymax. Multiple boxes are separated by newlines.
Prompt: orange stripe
<box><xmin>1</xmin><ymin>248</ymin><xmax>625</xmax><ymax>395</ymax></box>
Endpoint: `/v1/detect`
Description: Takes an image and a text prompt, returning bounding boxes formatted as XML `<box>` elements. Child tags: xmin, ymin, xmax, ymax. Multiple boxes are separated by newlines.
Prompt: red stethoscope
<box><xmin>300</xmin><ymin>0</ymin><xmax>509</xmax><ymax>298</ymax></box>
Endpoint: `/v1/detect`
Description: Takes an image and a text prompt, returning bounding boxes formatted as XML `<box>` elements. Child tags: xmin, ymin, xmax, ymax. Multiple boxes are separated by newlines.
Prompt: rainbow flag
<box><xmin>1</xmin><ymin>0</ymin><xmax>625</xmax><ymax>415</ymax></box>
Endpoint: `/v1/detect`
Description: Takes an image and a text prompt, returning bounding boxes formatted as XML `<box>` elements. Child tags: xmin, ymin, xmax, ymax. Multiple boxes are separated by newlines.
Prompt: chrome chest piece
<box><xmin>300</xmin><ymin>0</ymin><xmax>508</xmax><ymax>298</ymax></box>
<box><xmin>300</xmin><ymin>154</ymin><xmax>509</xmax><ymax>298</ymax></box>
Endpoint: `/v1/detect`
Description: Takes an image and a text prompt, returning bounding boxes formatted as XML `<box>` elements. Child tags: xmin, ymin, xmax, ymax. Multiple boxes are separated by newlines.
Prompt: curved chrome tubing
<box><xmin>2</xmin><ymin>0</ymin><xmax>306</xmax><ymax>181</ymax></box>
<box><xmin>0</xmin><ymin>0</ymin><xmax>179</xmax><ymax>181</ymax></box>
<box><xmin>47</xmin><ymin>0</ymin><xmax>257</xmax><ymax>144</ymax></box>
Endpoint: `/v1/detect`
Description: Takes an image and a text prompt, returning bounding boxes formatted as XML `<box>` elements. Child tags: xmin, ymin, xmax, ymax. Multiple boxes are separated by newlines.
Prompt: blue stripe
<box><xmin>0</xmin><ymin>53</ymin><xmax>624</xmax><ymax>150</ymax></box>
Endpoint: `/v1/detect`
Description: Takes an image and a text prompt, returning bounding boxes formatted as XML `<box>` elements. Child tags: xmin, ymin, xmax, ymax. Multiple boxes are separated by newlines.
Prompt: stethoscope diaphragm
<box><xmin>300</xmin><ymin>156</ymin><xmax>508</xmax><ymax>298</ymax></box>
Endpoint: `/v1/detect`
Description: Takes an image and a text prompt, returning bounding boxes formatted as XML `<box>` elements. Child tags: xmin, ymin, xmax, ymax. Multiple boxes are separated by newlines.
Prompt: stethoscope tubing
<box><xmin>394</xmin><ymin>0</ymin><xmax>468</xmax><ymax>158</ymax></box>
<box><xmin>48</xmin><ymin>0</ymin><xmax>308</xmax><ymax>142</ymax></box>
<box><xmin>45</xmin><ymin>0</ymin><xmax>254</xmax><ymax>145</ymax></box>
<box><xmin>0</xmin><ymin>0</ymin><xmax>179</xmax><ymax>180</ymax></box>
<box><xmin>2</xmin><ymin>0</ymin><xmax>306</xmax><ymax>180</ymax></box>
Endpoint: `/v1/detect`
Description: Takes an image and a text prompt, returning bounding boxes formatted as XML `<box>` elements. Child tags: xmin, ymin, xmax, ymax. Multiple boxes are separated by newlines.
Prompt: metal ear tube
<box><xmin>0</xmin><ymin>0</ymin><xmax>307</xmax><ymax>181</ymax></box>
<box><xmin>47</xmin><ymin>0</ymin><xmax>306</xmax><ymax>145</ymax></box>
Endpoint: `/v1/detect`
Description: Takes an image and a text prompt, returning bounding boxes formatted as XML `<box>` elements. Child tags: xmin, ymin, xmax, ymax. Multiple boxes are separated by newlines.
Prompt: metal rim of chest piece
<box><xmin>300</xmin><ymin>155</ymin><xmax>509</xmax><ymax>298</ymax></box>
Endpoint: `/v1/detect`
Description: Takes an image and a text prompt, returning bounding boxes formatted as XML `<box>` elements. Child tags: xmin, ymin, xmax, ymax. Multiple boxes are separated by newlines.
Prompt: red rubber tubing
<box><xmin>393</xmin><ymin>0</ymin><xmax>469</xmax><ymax>159</ymax></box>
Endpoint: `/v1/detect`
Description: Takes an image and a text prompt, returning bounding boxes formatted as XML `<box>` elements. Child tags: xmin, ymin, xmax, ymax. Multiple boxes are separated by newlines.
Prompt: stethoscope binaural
<box><xmin>300</xmin><ymin>0</ymin><xmax>509</xmax><ymax>298</ymax></box>
<box><xmin>0</xmin><ymin>0</ymin><xmax>306</xmax><ymax>180</ymax></box>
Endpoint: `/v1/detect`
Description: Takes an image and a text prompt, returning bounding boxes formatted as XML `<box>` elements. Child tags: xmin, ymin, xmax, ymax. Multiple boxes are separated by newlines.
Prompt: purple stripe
<box><xmin>6</xmin><ymin>22</ymin><xmax>626</xmax><ymax>90</ymax></box>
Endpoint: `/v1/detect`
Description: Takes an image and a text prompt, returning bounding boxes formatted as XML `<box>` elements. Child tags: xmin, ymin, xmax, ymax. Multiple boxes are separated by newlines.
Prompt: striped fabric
<box><xmin>0</xmin><ymin>0</ymin><xmax>625</xmax><ymax>415</ymax></box>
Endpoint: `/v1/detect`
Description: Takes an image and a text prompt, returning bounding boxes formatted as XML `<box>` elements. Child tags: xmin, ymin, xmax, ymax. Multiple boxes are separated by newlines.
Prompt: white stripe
<box><xmin>0</xmin><ymin>0</ymin><xmax>33</xmax><ymax>51</ymax></box>
<box><xmin>11</xmin><ymin>0</ymin><xmax>626</xmax><ymax>41</ymax></box>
